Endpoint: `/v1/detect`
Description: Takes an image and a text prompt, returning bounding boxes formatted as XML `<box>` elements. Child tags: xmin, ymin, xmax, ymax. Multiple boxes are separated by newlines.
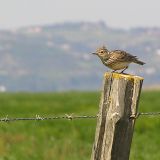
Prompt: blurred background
<box><xmin>0</xmin><ymin>1</ymin><xmax>160</xmax><ymax>160</ymax></box>
<box><xmin>0</xmin><ymin>0</ymin><xmax>160</xmax><ymax>92</ymax></box>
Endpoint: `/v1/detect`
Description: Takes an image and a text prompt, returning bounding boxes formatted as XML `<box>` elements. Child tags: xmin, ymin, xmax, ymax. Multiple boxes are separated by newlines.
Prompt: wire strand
<box><xmin>1</xmin><ymin>112</ymin><xmax>160</xmax><ymax>123</ymax></box>
<box><xmin>0</xmin><ymin>114</ymin><xmax>98</xmax><ymax>122</ymax></box>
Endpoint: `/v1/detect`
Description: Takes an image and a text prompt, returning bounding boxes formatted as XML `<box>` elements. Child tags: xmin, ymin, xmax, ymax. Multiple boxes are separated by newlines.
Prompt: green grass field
<box><xmin>0</xmin><ymin>91</ymin><xmax>160</xmax><ymax>160</ymax></box>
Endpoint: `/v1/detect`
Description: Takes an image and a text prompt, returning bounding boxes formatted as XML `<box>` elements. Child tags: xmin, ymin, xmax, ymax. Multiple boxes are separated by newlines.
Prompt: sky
<box><xmin>0</xmin><ymin>0</ymin><xmax>160</xmax><ymax>29</ymax></box>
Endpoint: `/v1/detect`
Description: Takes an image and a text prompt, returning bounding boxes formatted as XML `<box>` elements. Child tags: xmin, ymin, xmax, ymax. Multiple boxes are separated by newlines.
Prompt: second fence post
<box><xmin>91</xmin><ymin>72</ymin><xmax>143</xmax><ymax>160</ymax></box>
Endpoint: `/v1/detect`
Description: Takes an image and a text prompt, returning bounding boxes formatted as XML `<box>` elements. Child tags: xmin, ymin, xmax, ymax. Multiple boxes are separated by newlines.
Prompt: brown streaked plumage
<box><xmin>92</xmin><ymin>46</ymin><xmax>145</xmax><ymax>73</ymax></box>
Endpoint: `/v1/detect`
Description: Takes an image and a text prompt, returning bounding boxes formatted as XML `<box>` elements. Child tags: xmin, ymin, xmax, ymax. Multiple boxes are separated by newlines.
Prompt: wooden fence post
<box><xmin>91</xmin><ymin>72</ymin><xmax>143</xmax><ymax>160</ymax></box>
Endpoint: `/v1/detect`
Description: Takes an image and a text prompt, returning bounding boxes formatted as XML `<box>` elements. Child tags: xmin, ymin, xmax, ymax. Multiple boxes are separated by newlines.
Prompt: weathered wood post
<box><xmin>91</xmin><ymin>72</ymin><xmax>143</xmax><ymax>160</ymax></box>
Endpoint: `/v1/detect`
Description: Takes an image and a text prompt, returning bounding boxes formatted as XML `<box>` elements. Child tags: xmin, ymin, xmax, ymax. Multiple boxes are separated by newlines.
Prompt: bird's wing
<box><xmin>109</xmin><ymin>50</ymin><xmax>137</xmax><ymax>62</ymax></box>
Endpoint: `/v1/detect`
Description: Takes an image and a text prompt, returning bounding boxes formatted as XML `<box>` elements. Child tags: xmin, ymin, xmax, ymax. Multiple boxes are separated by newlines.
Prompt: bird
<box><xmin>92</xmin><ymin>46</ymin><xmax>145</xmax><ymax>73</ymax></box>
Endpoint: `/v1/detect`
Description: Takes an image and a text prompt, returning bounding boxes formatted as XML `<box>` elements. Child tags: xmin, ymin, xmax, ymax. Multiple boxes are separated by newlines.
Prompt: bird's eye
<box><xmin>100</xmin><ymin>51</ymin><xmax>103</xmax><ymax>53</ymax></box>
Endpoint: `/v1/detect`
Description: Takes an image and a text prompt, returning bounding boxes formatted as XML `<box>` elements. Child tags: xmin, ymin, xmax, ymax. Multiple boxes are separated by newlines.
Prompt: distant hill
<box><xmin>0</xmin><ymin>22</ymin><xmax>160</xmax><ymax>91</ymax></box>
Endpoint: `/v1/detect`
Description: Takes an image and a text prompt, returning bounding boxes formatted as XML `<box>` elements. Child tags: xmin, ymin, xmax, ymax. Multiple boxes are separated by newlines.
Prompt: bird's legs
<box><xmin>112</xmin><ymin>70</ymin><xmax>117</xmax><ymax>73</ymax></box>
<box><xmin>121</xmin><ymin>66</ymin><xmax>128</xmax><ymax>73</ymax></box>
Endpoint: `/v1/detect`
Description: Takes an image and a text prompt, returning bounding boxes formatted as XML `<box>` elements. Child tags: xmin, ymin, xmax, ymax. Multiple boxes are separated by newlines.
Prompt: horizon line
<box><xmin>0</xmin><ymin>21</ymin><xmax>160</xmax><ymax>31</ymax></box>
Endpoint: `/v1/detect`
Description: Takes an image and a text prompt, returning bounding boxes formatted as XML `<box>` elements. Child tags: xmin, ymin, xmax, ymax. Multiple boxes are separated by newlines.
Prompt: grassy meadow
<box><xmin>0</xmin><ymin>91</ymin><xmax>160</xmax><ymax>160</ymax></box>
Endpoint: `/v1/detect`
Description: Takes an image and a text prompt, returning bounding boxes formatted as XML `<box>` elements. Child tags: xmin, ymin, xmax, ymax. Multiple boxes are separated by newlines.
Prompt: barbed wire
<box><xmin>140</xmin><ymin>112</ymin><xmax>160</xmax><ymax>116</ymax></box>
<box><xmin>133</xmin><ymin>112</ymin><xmax>160</xmax><ymax>118</ymax></box>
<box><xmin>0</xmin><ymin>112</ymin><xmax>160</xmax><ymax>123</ymax></box>
<box><xmin>0</xmin><ymin>114</ymin><xmax>98</xmax><ymax>122</ymax></box>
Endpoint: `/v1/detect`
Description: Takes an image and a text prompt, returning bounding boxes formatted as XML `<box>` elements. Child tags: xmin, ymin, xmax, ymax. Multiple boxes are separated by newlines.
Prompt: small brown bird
<box><xmin>92</xmin><ymin>46</ymin><xmax>145</xmax><ymax>73</ymax></box>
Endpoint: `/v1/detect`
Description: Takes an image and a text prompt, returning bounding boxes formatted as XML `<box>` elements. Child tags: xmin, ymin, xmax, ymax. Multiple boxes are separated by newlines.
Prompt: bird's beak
<box><xmin>91</xmin><ymin>52</ymin><xmax>97</xmax><ymax>55</ymax></box>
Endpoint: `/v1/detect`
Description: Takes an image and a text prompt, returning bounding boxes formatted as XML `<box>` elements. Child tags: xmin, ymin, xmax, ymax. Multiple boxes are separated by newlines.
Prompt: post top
<box><xmin>104</xmin><ymin>72</ymin><xmax>144</xmax><ymax>81</ymax></box>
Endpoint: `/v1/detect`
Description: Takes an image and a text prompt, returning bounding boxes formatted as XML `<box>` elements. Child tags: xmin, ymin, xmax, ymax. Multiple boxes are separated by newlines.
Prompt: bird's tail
<box><xmin>133</xmin><ymin>59</ymin><xmax>145</xmax><ymax>65</ymax></box>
